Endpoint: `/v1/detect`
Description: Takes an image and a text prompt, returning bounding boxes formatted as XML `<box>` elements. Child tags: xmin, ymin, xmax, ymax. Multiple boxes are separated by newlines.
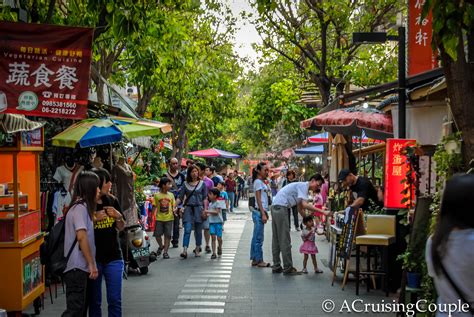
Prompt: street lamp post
<box><xmin>353</xmin><ymin>27</ymin><xmax>407</xmax><ymax>138</ymax></box>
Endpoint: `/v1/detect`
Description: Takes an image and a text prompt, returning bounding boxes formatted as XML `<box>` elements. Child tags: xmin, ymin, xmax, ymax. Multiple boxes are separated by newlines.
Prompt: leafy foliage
<box><xmin>250</xmin><ymin>0</ymin><xmax>402</xmax><ymax>105</ymax></box>
<box><xmin>423</xmin><ymin>0</ymin><xmax>474</xmax><ymax>61</ymax></box>
<box><xmin>235</xmin><ymin>57</ymin><xmax>317</xmax><ymax>153</ymax></box>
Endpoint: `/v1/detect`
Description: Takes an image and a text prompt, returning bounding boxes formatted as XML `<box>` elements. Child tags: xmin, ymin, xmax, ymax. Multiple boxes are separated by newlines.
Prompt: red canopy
<box><xmin>188</xmin><ymin>148</ymin><xmax>240</xmax><ymax>159</ymax></box>
<box><xmin>301</xmin><ymin>107</ymin><xmax>393</xmax><ymax>140</ymax></box>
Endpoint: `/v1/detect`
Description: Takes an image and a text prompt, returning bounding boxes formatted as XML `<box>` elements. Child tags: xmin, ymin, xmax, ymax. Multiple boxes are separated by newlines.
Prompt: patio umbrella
<box><xmin>301</xmin><ymin>106</ymin><xmax>393</xmax><ymax>140</ymax></box>
<box><xmin>52</xmin><ymin>117</ymin><xmax>171</xmax><ymax>148</ymax></box>
<box><xmin>294</xmin><ymin>145</ymin><xmax>324</xmax><ymax>155</ymax></box>
<box><xmin>189</xmin><ymin>148</ymin><xmax>241</xmax><ymax>159</ymax></box>
<box><xmin>308</xmin><ymin>131</ymin><xmax>382</xmax><ymax>144</ymax></box>
<box><xmin>330</xmin><ymin>134</ymin><xmax>349</xmax><ymax>183</ymax></box>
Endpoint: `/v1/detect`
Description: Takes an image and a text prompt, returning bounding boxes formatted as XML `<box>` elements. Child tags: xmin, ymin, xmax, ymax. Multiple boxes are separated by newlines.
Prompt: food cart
<box><xmin>0</xmin><ymin>127</ymin><xmax>44</xmax><ymax>314</ymax></box>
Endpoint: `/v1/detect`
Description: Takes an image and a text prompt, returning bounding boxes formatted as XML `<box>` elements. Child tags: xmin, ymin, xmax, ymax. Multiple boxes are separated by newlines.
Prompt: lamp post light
<box><xmin>353</xmin><ymin>27</ymin><xmax>406</xmax><ymax>138</ymax></box>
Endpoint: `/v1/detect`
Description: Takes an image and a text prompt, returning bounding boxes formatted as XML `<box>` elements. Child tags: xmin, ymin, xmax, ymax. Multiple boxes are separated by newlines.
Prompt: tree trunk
<box><xmin>171</xmin><ymin>106</ymin><xmax>188</xmax><ymax>164</ymax></box>
<box><xmin>441</xmin><ymin>29</ymin><xmax>474</xmax><ymax>164</ymax></box>
<box><xmin>96</xmin><ymin>81</ymin><xmax>105</xmax><ymax>104</ymax></box>
<box><xmin>136</xmin><ymin>87</ymin><xmax>157</xmax><ymax>117</ymax></box>
<box><xmin>309</xmin><ymin>72</ymin><xmax>332</xmax><ymax>106</ymax></box>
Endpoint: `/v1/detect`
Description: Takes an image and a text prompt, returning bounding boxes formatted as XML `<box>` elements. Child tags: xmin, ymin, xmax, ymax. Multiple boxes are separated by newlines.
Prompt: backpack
<box><xmin>40</xmin><ymin>207</ymin><xmax>78</xmax><ymax>276</ymax></box>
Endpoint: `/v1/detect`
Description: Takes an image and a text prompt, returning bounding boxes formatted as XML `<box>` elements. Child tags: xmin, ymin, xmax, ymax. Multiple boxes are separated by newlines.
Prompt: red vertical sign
<box><xmin>408</xmin><ymin>0</ymin><xmax>438</xmax><ymax>76</ymax></box>
<box><xmin>384</xmin><ymin>139</ymin><xmax>416</xmax><ymax>209</ymax></box>
<box><xmin>0</xmin><ymin>21</ymin><xmax>93</xmax><ymax>119</ymax></box>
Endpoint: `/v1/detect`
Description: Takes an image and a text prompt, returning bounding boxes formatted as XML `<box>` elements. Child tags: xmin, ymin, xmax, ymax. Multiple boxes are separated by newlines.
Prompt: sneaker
<box><xmin>272</xmin><ymin>265</ymin><xmax>283</xmax><ymax>274</ymax></box>
<box><xmin>283</xmin><ymin>267</ymin><xmax>302</xmax><ymax>275</ymax></box>
<box><xmin>205</xmin><ymin>246</ymin><xmax>211</xmax><ymax>254</ymax></box>
<box><xmin>172</xmin><ymin>244</ymin><xmax>179</xmax><ymax>248</ymax></box>
<box><xmin>163</xmin><ymin>253</ymin><xmax>170</xmax><ymax>259</ymax></box>
<box><xmin>301</xmin><ymin>268</ymin><xmax>308</xmax><ymax>274</ymax></box>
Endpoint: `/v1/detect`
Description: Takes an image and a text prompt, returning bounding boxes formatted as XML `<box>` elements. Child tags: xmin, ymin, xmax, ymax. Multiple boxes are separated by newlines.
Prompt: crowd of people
<box><xmin>60</xmin><ymin>159</ymin><xmax>249</xmax><ymax>316</ymax></box>
<box><xmin>60</xmin><ymin>156</ymin><xmax>474</xmax><ymax>317</ymax></box>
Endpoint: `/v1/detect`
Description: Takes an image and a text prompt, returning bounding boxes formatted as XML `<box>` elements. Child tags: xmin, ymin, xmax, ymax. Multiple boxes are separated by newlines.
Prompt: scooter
<box><xmin>124</xmin><ymin>224</ymin><xmax>156</xmax><ymax>275</ymax></box>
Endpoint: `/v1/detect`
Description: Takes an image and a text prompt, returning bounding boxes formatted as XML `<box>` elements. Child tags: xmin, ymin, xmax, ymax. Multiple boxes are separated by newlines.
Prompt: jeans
<box><xmin>271</xmin><ymin>205</ymin><xmax>293</xmax><ymax>269</ymax></box>
<box><xmin>89</xmin><ymin>259</ymin><xmax>124</xmax><ymax>317</ymax></box>
<box><xmin>62</xmin><ymin>269</ymin><xmax>89</xmax><ymax>317</ymax></box>
<box><xmin>288</xmin><ymin>206</ymin><xmax>299</xmax><ymax>229</ymax></box>
<box><xmin>172</xmin><ymin>214</ymin><xmax>180</xmax><ymax>246</ymax></box>
<box><xmin>183</xmin><ymin>221</ymin><xmax>203</xmax><ymax>248</ymax></box>
<box><xmin>250</xmin><ymin>209</ymin><xmax>265</xmax><ymax>262</ymax></box>
<box><xmin>227</xmin><ymin>192</ymin><xmax>235</xmax><ymax>212</ymax></box>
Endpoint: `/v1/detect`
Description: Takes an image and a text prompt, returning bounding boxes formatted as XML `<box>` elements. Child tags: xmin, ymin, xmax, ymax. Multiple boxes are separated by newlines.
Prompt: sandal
<box><xmin>194</xmin><ymin>247</ymin><xmax>201</xmax><ymax>257</ymax></box>
<box><xmin>180</xmin><ymin>252</ymin><xmax>187</xmax><ymax>259</ymax></box>
<box><xmin>315</xmin><ymin>269</ymin><xmax>324</xmax><ymax>274</ymax></box>
<box><xmin>163</xmin><ymin>253</ymin><xmax>170</xmax><ymax>259</ymax></box>
<box><xmin>283</xmin><ymin>267</ymin><xmax>302</xmax><ymax>275</ymax></box>
<box><xmin>211</xmin><ymin>254</ymin><xmax>217</xmax><ymax>259</ymax></box>
<box><xmin>251</xmin><ymin>261</ymin><xmax>258</xmax><ymax>267</ymax></box>
<box><xmin>205</xmin><ymin>246</ymin><xmax>212</xmax><ymax>254</ymax></box>
<box><xmin>257</xmin><ymin>261</ymin><xmax>270</xmax><ymax>268</ymax></box>
<box><xmin>156</xmin><ymin>247</ymin><xmax>163</xmax><ymax>256</ymax></box>
<box><xmin>217</xmin><ymin>247</ymin><xmax>222</xmax><ymax>256</ymax></box>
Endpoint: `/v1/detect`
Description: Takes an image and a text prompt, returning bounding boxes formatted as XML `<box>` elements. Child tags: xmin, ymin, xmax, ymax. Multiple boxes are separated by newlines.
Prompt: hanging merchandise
<box><xmin>112</xmin><ymin>155</ymin><xmax>138</xmax><ymax>227</ymax></box>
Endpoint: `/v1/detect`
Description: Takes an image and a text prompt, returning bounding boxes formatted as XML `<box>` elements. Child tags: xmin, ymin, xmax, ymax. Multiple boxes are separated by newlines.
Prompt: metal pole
<box><xmin>398</xmin><ymin>26</ymin><xmax>406</xmax><ymax>139</ymax></box>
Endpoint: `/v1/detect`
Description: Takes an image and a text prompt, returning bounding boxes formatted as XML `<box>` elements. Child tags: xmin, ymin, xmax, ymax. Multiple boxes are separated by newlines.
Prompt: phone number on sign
<box><xmin>42</xmin><ymin>100</ymin><xmax>77</xmax><ymax>108</ymax></box>
<box><xmin>41</xmin><ymin>107</ymin><xmax>76</xmax><ymax>116</ymax></box>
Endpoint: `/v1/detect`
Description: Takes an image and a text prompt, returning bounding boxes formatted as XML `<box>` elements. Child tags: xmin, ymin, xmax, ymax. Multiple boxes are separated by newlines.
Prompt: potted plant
<box><xmin>398</xmin><ymin>249</ymin><xmax>422</xmax><ymax>289</ymax></box>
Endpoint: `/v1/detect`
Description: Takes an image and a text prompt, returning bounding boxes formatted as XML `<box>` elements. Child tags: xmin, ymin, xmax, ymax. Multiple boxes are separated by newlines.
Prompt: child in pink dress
<box><xmin>313</xmin><ymin>188</ymin><xmax>325</xmax><ymax>233</ymax></box>
<box><xmin>299</xmin><ymin>216</ymin><xmax>323</xmax><ymax>274</ymax></box>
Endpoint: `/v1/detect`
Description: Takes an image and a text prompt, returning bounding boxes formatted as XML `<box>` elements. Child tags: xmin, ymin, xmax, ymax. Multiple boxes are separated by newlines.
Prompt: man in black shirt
<box><xmin>338</xmin><ymin>169</ymin><xmax>381</xmax><ymax>212</ymax></box>
<box><xmin>166</xmin><ymin>158</ymin><xmax>186</xmax><ymax>248</ymax></box>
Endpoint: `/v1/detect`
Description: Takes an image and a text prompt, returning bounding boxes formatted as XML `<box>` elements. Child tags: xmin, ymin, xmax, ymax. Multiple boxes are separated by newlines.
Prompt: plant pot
<box><xmin>407</xmin><ymin>272</ymin><xmax>421</xmax><ymax>289</ymax></box>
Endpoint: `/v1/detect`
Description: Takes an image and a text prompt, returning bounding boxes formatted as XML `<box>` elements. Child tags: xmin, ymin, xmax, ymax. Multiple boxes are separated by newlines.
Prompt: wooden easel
<box><xmin>332</xmin><ymin>208</ymin><xmax>365</xmax><ymax>290</ymax></box>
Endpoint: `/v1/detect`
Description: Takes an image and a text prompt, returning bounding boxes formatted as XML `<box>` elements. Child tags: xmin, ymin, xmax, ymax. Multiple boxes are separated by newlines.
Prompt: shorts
<box><xmin>202</xmin><ymin>218</ymin><xmax>210</xmax><ymax>230</ymax></box>
<box><xmin>209</xmin><ymin>223</ymin><xmax>223</xmax><ymax>238</ymax></box>
<box><xmin>154</xmin><ymin>220</ymin><xmax>173</xmax><ymax>238</ymax></box>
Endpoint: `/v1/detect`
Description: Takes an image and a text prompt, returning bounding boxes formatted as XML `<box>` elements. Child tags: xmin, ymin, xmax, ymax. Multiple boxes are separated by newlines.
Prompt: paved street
<box><xmin>28</xmin><ymin>201</ymin><xmax>394</xmax><ymax>316</ymax></box>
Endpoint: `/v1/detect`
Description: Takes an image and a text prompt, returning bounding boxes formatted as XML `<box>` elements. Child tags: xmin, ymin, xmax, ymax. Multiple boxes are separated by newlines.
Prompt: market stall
<box><xmin>0</xmin><ymin>126</ymin><xmax>45</xmax><ymax>314</ymax></box>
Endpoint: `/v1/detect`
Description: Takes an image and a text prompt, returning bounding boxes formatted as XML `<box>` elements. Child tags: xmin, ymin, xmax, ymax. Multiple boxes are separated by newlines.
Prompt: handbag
<box><xmin>439</xmin><ymin>254</ymin><xmax>474</xmax><ymax>315</ymax></box>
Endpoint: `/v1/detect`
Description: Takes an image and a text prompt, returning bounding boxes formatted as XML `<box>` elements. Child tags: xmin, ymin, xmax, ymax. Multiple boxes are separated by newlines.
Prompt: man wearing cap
<box><xmin>338</xmin><ymin>169</ymin><xmax>381</xmax><ymax>221</ymax></box>
<box><xmin>270</xmin><ymin>174</ymin><xmax>330</xmax><ymax>275</ymax></box>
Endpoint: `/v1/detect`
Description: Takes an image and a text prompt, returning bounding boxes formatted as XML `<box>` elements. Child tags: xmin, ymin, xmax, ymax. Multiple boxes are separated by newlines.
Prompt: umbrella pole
<box><xmin>131</xmin><ymin>148</ymin><xmax>144</xmax><ymax>167</ymax></box>
<box><xmin>359</xmin><ymin>131</ymin><xmax>362</xmax><ymax>175</ymax></box>
<box><xmin>110</xmin><ymin>143</ymin><xmax>113</xmax><ymax>169</ymax></box>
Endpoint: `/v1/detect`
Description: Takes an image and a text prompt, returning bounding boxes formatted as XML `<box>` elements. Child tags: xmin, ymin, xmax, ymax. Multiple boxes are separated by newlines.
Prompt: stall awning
<box><xmin>0</xmin><ymin>113</ymin><xmax>45</xmax><ymax>133</ymax></box>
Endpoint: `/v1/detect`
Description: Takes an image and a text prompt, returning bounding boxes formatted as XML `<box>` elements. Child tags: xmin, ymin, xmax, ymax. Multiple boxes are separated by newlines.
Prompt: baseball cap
<box><xmin>338</xmin><ymin>169</ymin><xmax>351</xmax><ymax>182</ymax></box>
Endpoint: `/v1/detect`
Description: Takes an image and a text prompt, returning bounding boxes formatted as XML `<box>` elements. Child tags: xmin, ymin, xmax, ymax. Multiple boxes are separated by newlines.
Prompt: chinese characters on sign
<box><xmin>0</xmin><ymin>21</ymin><xmax>93</xmax><ymax>119</ymax></box>
<box><xmin>408</xmin><ymin>0</ymin><xmax>438</xmax><ymax>76</ymax></box>
<box><xmin>384</xmin><ymin>139</ymin><xmax>416</xmax><ymax>209</ymax></box>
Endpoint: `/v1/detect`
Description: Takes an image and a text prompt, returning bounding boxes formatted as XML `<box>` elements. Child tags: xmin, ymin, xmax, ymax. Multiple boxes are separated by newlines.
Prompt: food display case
<box><xmin>0</xmin><ymin>128</ymin><xmax>45</xmax><ymax>313</ymax></box>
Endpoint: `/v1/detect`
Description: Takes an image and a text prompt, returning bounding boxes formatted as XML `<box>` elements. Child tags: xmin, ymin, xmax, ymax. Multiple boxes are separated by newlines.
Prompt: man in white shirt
<box><xmin>271</xmin><ymin>174</ymin><xmax>329</xmax><ymax>274</ymax></box>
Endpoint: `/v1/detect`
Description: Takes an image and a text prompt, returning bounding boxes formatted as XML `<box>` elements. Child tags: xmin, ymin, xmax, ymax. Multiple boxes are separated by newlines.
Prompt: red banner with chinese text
<box><xmin>408</xmin><ymin>0</ymin><xmax>438</xmax><ymax>76</ymax></box>
<box><xmin>384</xmin><ymin>139</ymin><xmax>416</xmax><ymax>209</ymax></box>
<box><xmin>0</xmin><ymin>21</ymin><xmax>93</xmax><ymax>119</ymax></box>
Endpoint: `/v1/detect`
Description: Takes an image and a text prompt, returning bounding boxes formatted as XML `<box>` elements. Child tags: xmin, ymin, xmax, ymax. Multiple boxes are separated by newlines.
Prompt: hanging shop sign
<box><xmin>384</xmin><ymin>138</ymin><xmax>417</xmax><ymax>209</ymax></box>
<box><xmin>408</xmin><ymin>0</ymin><xmax>438</xmax><ymax>76</ymax></box>
<box><xmin>0</xmin><ymin>21</ymin><xmax>93</xmax><ymax>119</ymax></box>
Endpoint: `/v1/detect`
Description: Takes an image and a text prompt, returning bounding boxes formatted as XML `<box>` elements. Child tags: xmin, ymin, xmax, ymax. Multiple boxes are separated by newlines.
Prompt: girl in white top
<box><xmin>425</xmin><ymin>174</ymin><xmax>474</xmax><ymax>317</ymax></box>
